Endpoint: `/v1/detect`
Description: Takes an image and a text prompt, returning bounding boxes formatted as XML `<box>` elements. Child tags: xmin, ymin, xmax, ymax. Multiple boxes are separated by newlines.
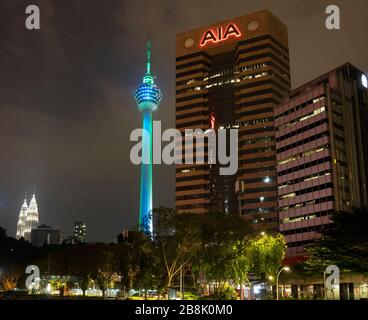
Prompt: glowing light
<box><xmin>200</xmin><ymin>23</ymin><xmax>241</xmax><ymax>47</ymax></box>
<box><xmin>134</xmin><ymin>41</ymin><xmax>162</xmax><ymax>235</ymax></box>
<box><xmin>253</xmin><ymin>284</ymin><xmax>262</xmax><ymax>294</ymax></box>
<box><xmin>210</xmin><ymin>113</ymin><xmax>215</xmax><ymax>129</ymax></box>
<box><xmin>362</xmin><ymin>74</ymin><xmax>368</xmax><ymax>88</ymax></box>
<box><xmin>263</xmin><ymin>176</ymin><xmax>271</xmax><ymax>183</ymax></box>
<box><xmin>139</xmin><ymin>110</ymin><xmax>153</xmax><ymax>234</ymax></box>
<box><xmin>134</xmin><ymin>41</ymin><xmax>162</xmax><ymax>112</ymax></box>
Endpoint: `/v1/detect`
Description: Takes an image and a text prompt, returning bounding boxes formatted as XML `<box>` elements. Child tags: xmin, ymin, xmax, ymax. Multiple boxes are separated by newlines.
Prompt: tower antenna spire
<box><xmin>146</xmin><ymin>40</ymin><xmax>151</xmax><ymax>76</ymax></box>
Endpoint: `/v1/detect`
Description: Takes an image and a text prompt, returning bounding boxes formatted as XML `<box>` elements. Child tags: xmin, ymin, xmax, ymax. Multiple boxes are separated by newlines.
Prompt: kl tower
<box><xmin>134</xmin><ymin>41</ymin><xmax>162</xmax><ymax>234</ymax></box>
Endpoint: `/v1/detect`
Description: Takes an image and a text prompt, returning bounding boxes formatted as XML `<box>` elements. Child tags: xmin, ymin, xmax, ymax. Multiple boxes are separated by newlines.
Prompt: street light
<box><xmin>267</xmin><ymin>275</ymin><xmax>274</xmax><ymax>298</ymax></box>
<box><xmin>276</xmin><ymin>266</ymin><xmax>290</xmax><ymax>300</ymax></box>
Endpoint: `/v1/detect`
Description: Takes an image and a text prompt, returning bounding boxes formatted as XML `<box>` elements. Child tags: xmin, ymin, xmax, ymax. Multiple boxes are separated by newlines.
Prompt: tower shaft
<box><xmin>139</xmin><ymin>110</ymin><xmax>153</xmax><ymax>233</ymax></box>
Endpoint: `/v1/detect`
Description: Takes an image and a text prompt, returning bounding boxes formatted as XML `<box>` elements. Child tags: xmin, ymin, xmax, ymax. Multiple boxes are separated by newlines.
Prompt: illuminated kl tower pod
<box><xmin>134</xmin><ymin>41</ymin><xmax>162</xmax><ymax>234</ymax></box>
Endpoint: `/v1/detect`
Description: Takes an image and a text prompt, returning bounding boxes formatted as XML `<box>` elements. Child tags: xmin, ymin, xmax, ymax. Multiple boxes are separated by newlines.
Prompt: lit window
<box><xmin>280</xmin><ymin>193</ymin><xmax>296</xmax><ymax>200</ymax></box>
<box><xmin>313</xmin><ymin>96</ymin><xmax>325</xmax><ymax>104</ymax></box>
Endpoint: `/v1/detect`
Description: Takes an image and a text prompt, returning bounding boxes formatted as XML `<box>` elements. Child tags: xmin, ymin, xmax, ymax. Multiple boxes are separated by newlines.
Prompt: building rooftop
<box><xmin>289</xmin><ymin>62</ymin><xmax>366</xmax><ymax>98</ymax></box>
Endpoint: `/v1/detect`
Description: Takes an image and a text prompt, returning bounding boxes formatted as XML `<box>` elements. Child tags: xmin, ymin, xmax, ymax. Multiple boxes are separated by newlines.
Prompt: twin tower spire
<box><xmin>16</xmin><ymin>194</ymin><xmax>39</xmax><ymax>241</ymax></box>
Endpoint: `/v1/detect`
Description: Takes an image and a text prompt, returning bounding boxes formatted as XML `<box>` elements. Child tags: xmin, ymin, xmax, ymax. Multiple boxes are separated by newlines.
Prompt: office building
<box><xmin>276</xmin><ymin>63</ymin><xmax>368</xmax><ymax>257</ymax></box>
<box><xmin>175</xmin><ymin>10</ymin><xmax>291</xmax><ymax>230</ymax></box>
<box><xmin>73</xmin><ymin>221</ymin><xmax>86</xmax><ymax>243</ymax></box>
<box><xmin>30</xmin><ymin>224</ymin><xmax>62</xmax><ymax>247</ymax></box>
<box><xmin>16</xmin><ymin>193</ymin><xmax>39</xmax><ymax>241</ymax></box>
<box><xmin>16</xmin><ymin>198</ymin><xmax>28</xmax><ymax>239</ymax></box>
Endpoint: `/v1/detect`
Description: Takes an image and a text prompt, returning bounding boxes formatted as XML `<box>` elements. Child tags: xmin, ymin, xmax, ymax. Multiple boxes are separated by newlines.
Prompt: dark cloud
<box><xmin>0</xmin><ymin>0</ymin><xmax>367</xmax><ymax>242</ymax></box>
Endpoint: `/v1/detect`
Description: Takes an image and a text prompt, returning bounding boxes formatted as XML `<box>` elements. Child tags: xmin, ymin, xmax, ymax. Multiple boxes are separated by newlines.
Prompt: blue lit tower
<box><xmin>134</xmin><ymin>41</ymin><xmax>162</xmax><ymax>234</ymax></box>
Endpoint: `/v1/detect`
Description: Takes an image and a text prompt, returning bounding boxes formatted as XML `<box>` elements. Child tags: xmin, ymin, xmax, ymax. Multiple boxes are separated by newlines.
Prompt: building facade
<box><xmin>276</xmin><ymin>63</ymin><xmax>368</xmax><ymax>257</ymax></box>
<box><xmin>16</xmin><ymin>193</ymin><xmax>40</xmax><ymax>241</ymax></box>
<box><xmin>73</xmin><ymin>221</ymin><xmax>86</xmax><ymax>243</ymax></box>
<box><xmin>16</xmin><ymin>198</ymin><xmax>28</xmax><ymax>239</ymax></box>
<box><xmin>30</xmin><ymin>224</ymin><xmax>62</xmax><ymax>247</ymax></box>
<box><xmin>24</xmin><ymin>194</ymin><xmax>39</xmax><ymax>241</ymax></box>
<box><xmin>175</xmin><ymin>10</ymin><xmax>291</xmax><ymax>230</ymax></box>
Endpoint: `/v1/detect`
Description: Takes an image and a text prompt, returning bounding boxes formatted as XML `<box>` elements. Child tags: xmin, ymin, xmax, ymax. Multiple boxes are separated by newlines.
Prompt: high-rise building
<box><xmin>16</xmin><ymin>193</ymin><xmax>40</xmax><ymax>241</ymax></box>
<box><xmin>134</xmin><ymin>41</ymin><xmax>162</xmax><ymax>234</ymax></box>
<box><xmin>276</xmin><ymin>63</ymin><xmax>368</xmax><ymax>257</ymax></box>
<box><xmin>30</xmin><ymin>224</ymin><xmax>62</xmax><ymax>247</ymax></box>
<box><xmin>175</xmin><ymin>10</ymin><xmax>290</xmax><ymax>230</ymax></box>
<box><xmin>16</xmin><ymin>198</ymin><xmax>28</xmax><ymax>239</ymax></box>
<box><xmin>24</xmin><ymin>194</ymin><xmax>39</xmax><ymax>241</ymax></box>
<box><xmin>73</xmin><ymin>221</ymin><xmax>86</xmax><ymax>243</ymax></box>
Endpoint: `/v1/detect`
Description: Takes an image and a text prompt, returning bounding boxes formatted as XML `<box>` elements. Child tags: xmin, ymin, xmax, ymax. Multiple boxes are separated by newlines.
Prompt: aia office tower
<box><xmin>175</xmin><ymin>10</ymin><xmax>291</xmax><ymax>231</ymax></box>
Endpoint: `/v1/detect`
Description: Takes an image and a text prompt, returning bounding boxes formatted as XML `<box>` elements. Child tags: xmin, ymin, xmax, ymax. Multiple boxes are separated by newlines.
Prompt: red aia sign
<box><xmin>200</xmin><ymin>23</ymin><xmax>241</xmax><ymax>47</ymax></box>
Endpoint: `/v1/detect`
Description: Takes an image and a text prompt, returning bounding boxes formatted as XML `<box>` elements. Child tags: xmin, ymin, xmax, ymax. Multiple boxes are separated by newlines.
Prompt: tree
<box><xmin>0</xmin><ymin>226</ymin><xmax>7</xmax><ymax>239</ymax></box>
<box><xmin>0</xmin><ymin>226</ymin><xmax>38</xmax><ymax>278</ymax></box>
<box><xmin>305</xmin><ymin>207</ymin><xmax>368</xmax><ymax>273</ymax></box>
<box><xmin>115</xmin><ymin>231</ymin><xmax>161</xmax><ymax>298</ymax></box>
<box><xmin>192</xmin><ymin>210</ymin><xmax>254</xmax><ymax>299</ymax></box>
<box><xmin>34</xmin><ymin>243</ymin><xmax>118</xmax><ymax>296</ymax></box>
<box><xmin>80</xmin><ymin>273</ymin><xmax>92</xmax><ymax>297</ymax></box>
<box><xmin>0</xmin><ymin>267</ymin><xmax>22</xmax><ymax>291</ymax></box>
<box><xmin>230</xmin><ymin>240</ymin><xmax>251</xmax><ymax>299</ymax></box>
<box><xmin>153</xmin><ymin>207</ymin><xmax>202</xmax><ymax>292</ymax></box>
<box><xmin>247</xmin><ymin>233</ymin><xmax>286</xmax><ymax>280</ymax></box>
<box><xmin>93</xmin><ymin>244</ymin><xmax>118</xmax><ymax>298</ymax></box>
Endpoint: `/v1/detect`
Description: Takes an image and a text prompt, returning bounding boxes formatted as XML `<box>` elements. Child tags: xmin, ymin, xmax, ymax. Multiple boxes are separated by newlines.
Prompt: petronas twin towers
<box><xmin>16</xmin><ymin>194</ymin><xmax>39</xmax><ymax>241</ymax></box>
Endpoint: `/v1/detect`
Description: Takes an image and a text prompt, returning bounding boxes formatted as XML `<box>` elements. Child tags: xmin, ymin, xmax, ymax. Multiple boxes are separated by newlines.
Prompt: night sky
<box><xmin>0</xmin><ymin>0</ymin><xmax>367</xmax><ymax>242</ymax></box>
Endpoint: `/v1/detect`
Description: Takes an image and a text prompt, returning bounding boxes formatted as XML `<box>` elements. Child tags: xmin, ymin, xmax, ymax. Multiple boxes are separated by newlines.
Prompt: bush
<box><xmin>218</xmin><ymin>285</ymin><xmax>237</xmax><ymax>300</ymax></box>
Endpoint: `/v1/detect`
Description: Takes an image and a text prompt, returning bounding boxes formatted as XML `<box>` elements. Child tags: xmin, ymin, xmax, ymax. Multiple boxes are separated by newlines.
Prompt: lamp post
<box><xmin>323</xmin><ymin>271</ymin><xmax>326</xmax><ymax>300</ymax></box>
<box><xmin>276</xmin><ymin>266</ymin><xmax>290</xmax><ymax>300</ymax></box>
<box><xmin>267</xmin><ymin>275</ymin><xmax>274</xmax><ymax>299</ymax></box>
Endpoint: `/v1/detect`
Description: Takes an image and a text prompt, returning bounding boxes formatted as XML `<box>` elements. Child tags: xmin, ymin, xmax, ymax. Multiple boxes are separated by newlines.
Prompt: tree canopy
<box><xmin>305</xmin><ymin>207</ymin><xmax>368</xmax><ymax>274</ymax></box>
<box><xmin>0</xmin><ymin>209</ymin><xmax>287</xmax><ymax>300</ymax></box>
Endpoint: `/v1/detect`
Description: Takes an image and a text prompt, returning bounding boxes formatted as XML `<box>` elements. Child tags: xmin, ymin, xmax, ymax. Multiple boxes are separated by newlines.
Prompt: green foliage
<box><xmin>0</xmin><ymin>211</ymin><xmax>287</xmax><ymax>300</ymax></box>
<box><xmin>183</xmin><ymin>291</ymin><xmax>199</xmax><ymax>300</ymax></box>
<box><xmin>230</xmin><ymin>241</ymin><xmax>251</xmax><ymax>286</ymax></box>
<box><xmin>305</xmin><ymin>207</ymin><xmax>368</xmax><ymax>274</ymax></box>
<box><xmin>218</xmin><ymin>283</ymin><xmax>238</xmax><ymax>300</ymax></box>
<box><xmin>153</xmin><ymin>207</ymin><xmax>202</xmax><ymax>290</ymax></box>
<box><xmin>248</xmin><ymin>233</ymin><xmax>286</xmax><ymax>280</ymax></box>
<box><xmin>191</xmin><ymin>210</ymin><xmax>254</xmax><ymax>298</ymax></box>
